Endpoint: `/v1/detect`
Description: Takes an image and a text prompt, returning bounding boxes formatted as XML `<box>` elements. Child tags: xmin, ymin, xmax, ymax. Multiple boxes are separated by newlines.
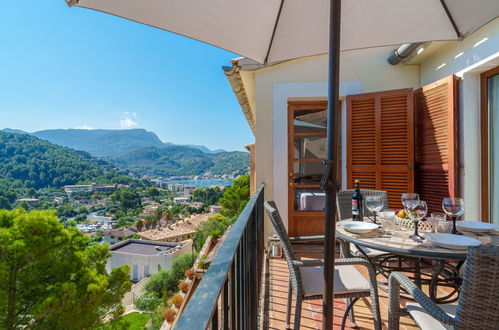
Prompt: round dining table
<box><xmin>336</xmin><ymin>220</ymin><xmax>499</xmax><ymax>302</ymax></box>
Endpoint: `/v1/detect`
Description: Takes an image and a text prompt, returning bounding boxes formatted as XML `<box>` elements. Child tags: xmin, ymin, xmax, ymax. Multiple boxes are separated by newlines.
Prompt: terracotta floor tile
<box><xmin>264</xmin><ymin>245</ymin><xmax>457</xmax><ymax>329</ymax></box>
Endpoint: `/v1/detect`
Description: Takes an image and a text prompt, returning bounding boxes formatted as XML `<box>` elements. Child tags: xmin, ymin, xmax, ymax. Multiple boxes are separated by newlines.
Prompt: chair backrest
<box><xmin>336</xmin><ymin>189</ymin><xmax>389</xmax><ymax>220</ymax></box>
<box><xmin>264</xmin><ymin>201</ymin><xmax>304</xmax><ymax>296</ymax></box>
<box><xmin>455</xmin><ymin>244</ymin><xmax>499</xmax><ymax>328</ymax></box>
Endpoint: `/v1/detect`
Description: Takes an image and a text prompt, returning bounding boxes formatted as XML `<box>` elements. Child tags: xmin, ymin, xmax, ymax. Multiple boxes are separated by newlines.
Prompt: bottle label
<box><xmin>352</xmin><ymin>199</ymin><xmax>358</xmax><ymax>216</ymax></box>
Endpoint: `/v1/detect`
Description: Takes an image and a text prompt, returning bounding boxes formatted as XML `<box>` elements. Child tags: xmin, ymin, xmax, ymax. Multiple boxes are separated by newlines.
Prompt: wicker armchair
<box><xmin>337</xmin><ymin>189</ymin><xmax>389</xmax><ymax>258</ymax></box>
<box><xmin>336</xmin><ymin>189</ymin><xmax>389</xmax><ymax>220</ymax></box>
<box><xmin>388</xmin><ymin>245</ymin><xmax>499</xmax><ymax>330</ymax></box>
<box><xmin>264</xmin><ymin>201</ymin><xmax>381</xmax><ymax>330</ymax></box>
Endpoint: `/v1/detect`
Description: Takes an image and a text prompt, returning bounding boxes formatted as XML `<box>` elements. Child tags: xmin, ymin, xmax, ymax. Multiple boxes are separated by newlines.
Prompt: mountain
<box><xmin>2</xmin><ymin>128</ymin><xmax>28</xmax><ymax>135</ymax></box>
<box><xmin>185</xmin><ymin>145</ymin><xmax>226</xmax><ymax>154</ymax></box>
<box><xmin>114</xmin><ymin>146</ymin><xmax>249</xmax><ymax>177</ymax></box>
<box><xmin>4</xmin><ymin>128</ymin><xmax>228</xmax><ymax>157</ymax></box>
<box><xmin>0</xmin><ymin>131</ymin><xmax>139</xmax><ymax>190</ymax></box>
<box><xmin>32</xmin><ymin>129</ymin><xmax>164</xmax><ymax>158</ymax></box>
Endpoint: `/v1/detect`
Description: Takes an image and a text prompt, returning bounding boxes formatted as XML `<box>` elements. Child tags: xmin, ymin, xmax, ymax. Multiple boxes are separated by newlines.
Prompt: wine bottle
<box><xmin>352</xmin><ymin>180</ymin><xmax>363</xmax><ymax>221</ymax></box>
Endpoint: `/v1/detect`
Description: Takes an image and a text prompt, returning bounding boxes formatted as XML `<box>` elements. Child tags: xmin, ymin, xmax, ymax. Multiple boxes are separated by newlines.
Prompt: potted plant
<box><xmin>184</xmin><ymin>268</ymin><xmax>195</xmax><ymax>280</ymax></box>
<box><xmin>171</xmin><ymin>293</ymin><xmax>183</xmax><ymax>308</ymax></box>
<box><xmin>178</xmin><ymin>280</ymin><xmax>189</xmax><ymax>293</ymax></box>
<box><xmin>163</xmin><ymin>308</ymin><xmax>177</xmax><ymax>323</ymax></box>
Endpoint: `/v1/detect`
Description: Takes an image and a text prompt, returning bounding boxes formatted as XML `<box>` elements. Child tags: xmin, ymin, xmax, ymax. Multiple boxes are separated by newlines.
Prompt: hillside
<box><xmin>114</xmin><ymin>146</ymin><xmax>249</xmax><ymax>177</ymax></box>
<box><xmin>32</xmin><ymin>129</ymin><xmax>165</xmax><ymax>158</ymax></box>
<box><xmin>0</xmin><ymin>131</ymin><xmax>138</xmax><ymax>190</ymax></box>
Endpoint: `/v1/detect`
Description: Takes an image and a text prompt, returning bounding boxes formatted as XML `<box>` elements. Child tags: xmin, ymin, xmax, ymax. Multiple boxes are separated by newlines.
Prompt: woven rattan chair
<box><xmin>264</xmin><ymin>201</ymin><xmax>381</xmax><ymax>330</ymax></box>
<box><xmin>388</xmin><ymin>245</ymin><xmax>499</xmax><ymax>330</ymax></box>
<box><xmin>336</xmin><ymin>189</ymin><xmax>389</xmax><ymax>220</ymax></box>
<box><xmin>337</xmin><ymin>189</ymin><xmax>389</xmax><ymax>258</ymax></box>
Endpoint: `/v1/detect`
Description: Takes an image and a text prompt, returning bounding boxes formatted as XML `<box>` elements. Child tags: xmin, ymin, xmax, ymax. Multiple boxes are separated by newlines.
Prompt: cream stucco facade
<box><xmin>227</xmin><ymin>17</ymin><xmax>499</xmax><ymax>234</ymax></box>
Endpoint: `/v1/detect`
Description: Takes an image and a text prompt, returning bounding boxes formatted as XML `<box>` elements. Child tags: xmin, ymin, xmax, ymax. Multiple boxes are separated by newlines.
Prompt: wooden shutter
<box><xmin>414</xmin><ymin>75</ymin><xmax>459</xmax><ymax>213</ymax></box>
<box><xmin>347</xmin><ymin>89</ymin><xmax>415</xmax><ymax>208</ymax></box>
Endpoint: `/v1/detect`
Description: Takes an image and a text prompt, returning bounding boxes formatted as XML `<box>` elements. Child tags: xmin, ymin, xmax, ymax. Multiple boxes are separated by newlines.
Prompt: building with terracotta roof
<box><xmin>138</xmin><ymin>213</ymin><xmax>212</xmax><ymax>243</ymax></box>
<box><xmin>102</xmin><ymin>227</ymin><xmax>137</xmax><ymax>245</ymax></box>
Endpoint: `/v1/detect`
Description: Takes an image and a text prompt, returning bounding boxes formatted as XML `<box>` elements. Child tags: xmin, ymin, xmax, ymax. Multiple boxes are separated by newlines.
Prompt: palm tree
<box><xmin>136</xmin><ymin>220</ymin><xmax>144</xmax><ymax>232</ymax></box>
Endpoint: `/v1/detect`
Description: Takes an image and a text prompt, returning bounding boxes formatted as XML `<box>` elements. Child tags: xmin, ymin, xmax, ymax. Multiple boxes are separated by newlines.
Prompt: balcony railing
<box><xmin>176</xmin><ymin>184</ymin><xmax>265</xmax><ymax>329</ymax></box>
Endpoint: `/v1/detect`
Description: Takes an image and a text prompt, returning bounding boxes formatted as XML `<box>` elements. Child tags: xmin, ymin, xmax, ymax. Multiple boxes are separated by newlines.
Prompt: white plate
<box><xmin>340</xmin><ymin>221</ymin><xmax>379</xmax><ymax>234</ymax></box>
<box><xmin>456</xmin><ymin>221</ymin><xmax>497</xmax><ymax>233</ymax></box>
<box><xmin>423</xmin><ymin>233</ymin><xmax>481</xmax><ymax>250</ymax></box>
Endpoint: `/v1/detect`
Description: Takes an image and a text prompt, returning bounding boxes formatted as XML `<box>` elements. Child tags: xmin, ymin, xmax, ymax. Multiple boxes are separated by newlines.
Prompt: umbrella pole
<box><xmin>323</xmin><ymin>0</ymin><xmax>341</xmax><ymax>328</ymax></box>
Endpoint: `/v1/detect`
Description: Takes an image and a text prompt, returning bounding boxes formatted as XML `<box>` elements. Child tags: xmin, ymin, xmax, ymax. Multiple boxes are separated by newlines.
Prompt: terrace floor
<box><xmin>264</xmin><ymin>244</ymin><xmax>456</xmax><ymax>329</ymax></box>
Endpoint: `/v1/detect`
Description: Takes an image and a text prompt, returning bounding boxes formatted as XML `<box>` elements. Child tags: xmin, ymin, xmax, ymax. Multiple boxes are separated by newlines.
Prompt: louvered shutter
<box><xmin>415</xmin><ymin>75</ymin><xmax>459</xmax><ymax>213</ymax></box>
<box><xmin>347</xmin><ymin>89</ymin><xmax>415</xmax><ymax>208</ymax></box>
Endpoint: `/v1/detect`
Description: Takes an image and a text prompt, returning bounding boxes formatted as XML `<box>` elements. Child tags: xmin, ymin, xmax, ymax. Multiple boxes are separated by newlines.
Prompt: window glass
<box><xmin>294</xmin><ymin>135</ymin><xmax>326</xmax><ymax>159</ymax></box>
<box><xmin>294</xmin><ymin>188</ymin><xmax>325</xmax><ymax>211</ymax></box>
<box><xmin>293</xmin><ymin>161</ymin><xmax>324</xmax><ymax>185</ymax></box>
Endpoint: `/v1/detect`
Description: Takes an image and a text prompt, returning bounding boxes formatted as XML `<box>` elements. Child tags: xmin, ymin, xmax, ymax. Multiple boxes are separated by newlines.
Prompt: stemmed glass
<box><xmin>401</xmin><ymin>193</ymin><xmax>419</xmax><ymax>211</ymax></box>
<box><xmin>365</xmin><ymin>195</ymin><xmax>384</xmax><ymax>224</ymax></box>
<box><xmin>407</xmin><ymin>200</ymin><xmax>428</xmax><ymax>242</ymax></box>
<box><xmin>442</xmin><ymin>198</ymin><xmax>464</xmax><ymax>235</ymax></box>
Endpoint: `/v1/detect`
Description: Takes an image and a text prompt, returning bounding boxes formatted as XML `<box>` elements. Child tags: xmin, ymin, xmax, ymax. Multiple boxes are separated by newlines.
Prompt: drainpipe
<box><xmin>388</xmin><ymin>43</ymin><xmax>423</xmax><ymax>65</ymax></box>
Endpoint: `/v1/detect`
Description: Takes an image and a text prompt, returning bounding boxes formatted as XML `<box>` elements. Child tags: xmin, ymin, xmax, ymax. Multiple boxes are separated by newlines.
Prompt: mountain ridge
<box><xmin>1</xmin><ymin>128</ymin><xmax>228</xmax><ymax>157</ymax></box>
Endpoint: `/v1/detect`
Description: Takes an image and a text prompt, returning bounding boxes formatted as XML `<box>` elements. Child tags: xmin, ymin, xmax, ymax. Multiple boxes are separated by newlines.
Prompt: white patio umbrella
<box><xmin>65</xmin><ymin>0</ymin><xmax>499</xmax><ymax>328</ymax></box>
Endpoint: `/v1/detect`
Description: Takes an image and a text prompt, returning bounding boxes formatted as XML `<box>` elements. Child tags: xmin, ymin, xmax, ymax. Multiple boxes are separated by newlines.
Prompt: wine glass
<box><xmin>401</xmin><ymin>193</ymin><xmax>419</xmax><ymax>211</ymax></box>
<box><xmin>407</xmin><ymin>200</ymin><xmax>428</xmax><ymax>242</ymax></box>
<box><xmin>442</xmin><ymin>198</ymin><xmax>464</xmax><ymax>235</ymax></box>
<box><xmin>365</xmin><ymin>195</ymin><xmax>384</xmax><ymax>224</ymax></box>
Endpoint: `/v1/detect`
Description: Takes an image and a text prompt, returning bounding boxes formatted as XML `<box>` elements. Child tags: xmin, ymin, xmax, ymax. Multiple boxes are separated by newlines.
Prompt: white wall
<box><xmin>107</xmin><ymin>240</ymin><xmax>192</xmax><ymax>281</ymax></box>
<box><xmin>252</xmin><ymin>47</ymin><xmax>419</xmax><ymax>231</ymax></box>
<box><xmin>419</xmin><ymin>18</ymin><xmax>499</xmax><ymax>221</ymax></box>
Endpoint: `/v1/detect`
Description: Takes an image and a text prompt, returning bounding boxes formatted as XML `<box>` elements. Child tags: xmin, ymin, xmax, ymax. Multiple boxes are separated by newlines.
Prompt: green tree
<box><xmin>191</xmin><ymin>186</ymin><xmax>224</xmax><ymax>206</ymax></box>
<box><xmin>219</xmin><ymin>175</ymin><xmax>250</xmax><ymax>218</ymax></box>
<box><xmin>56</xmin><ymin>205</ymin><xmax>77</xmax><ymax>218</ymax></box>
<box><xmin>0</xmin><ymin>196</ymin><xmax>11</xmax><ymax>210</ymax></box>
<box><xmin>146</xmin><ymin>187</ymin><xmax>160</xmax><ymax>198</ymax></box>
<box><xmin>110</xmin><ymin>188</ymin><xmax>142</xmax><ymax>213</ymax></box>
<box><xmin>0</xmin><ymin>209</ymin><xmax>131</xmax><ymax>329</ymax></box>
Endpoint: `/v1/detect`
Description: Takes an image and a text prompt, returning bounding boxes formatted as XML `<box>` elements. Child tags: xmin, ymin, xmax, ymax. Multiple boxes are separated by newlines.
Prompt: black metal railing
<box><xmin>175</xmin><ymin>184</ymin><xmax>265</xmax><ymax>329</ymax></box>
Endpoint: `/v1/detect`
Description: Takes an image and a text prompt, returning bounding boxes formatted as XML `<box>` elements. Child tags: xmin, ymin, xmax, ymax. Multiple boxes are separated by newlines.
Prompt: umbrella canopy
<box><xmin>66</xmin><ymin>0</ymin><xmax>498</xmax><ymax>64</ymax></box>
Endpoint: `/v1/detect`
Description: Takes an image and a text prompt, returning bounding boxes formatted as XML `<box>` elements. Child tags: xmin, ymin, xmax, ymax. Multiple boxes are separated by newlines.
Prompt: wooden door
<box><xmin>287</xmin><ymin>101</ymin><xmax>333</xmax><ymax>236</ymax></box>
<box><xmin>414</xmin><ymin>75</ymin><xmax>459</xmax><ymax>213</ymax></box>
<box><xmin>346</xmin><ymin>89</ymin><xmax>415</xmax><ymax>209</ymax></box>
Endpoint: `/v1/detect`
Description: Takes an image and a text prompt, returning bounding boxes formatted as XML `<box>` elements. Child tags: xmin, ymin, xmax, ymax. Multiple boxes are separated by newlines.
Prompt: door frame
<box><xmin>287</xmin><ymin>101</ymin><xmax>341</xmax><ymax>236</ymax></box>
<box><xmin>480</xmin><ymin>65</ymin><xmax>499</xmax><ymax>222</ymax></box>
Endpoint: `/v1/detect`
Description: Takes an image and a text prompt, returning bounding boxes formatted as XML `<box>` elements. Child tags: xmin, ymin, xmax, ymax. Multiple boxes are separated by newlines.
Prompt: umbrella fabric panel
<box><xmin>70</xmin><ymin>0</ymin><xmax>282</xmax><ymax>63</ymax></box>
<box><xmin>69</xmin><ymin>0</ymin><xmax>499</xmax><ymax>64</ymax></box>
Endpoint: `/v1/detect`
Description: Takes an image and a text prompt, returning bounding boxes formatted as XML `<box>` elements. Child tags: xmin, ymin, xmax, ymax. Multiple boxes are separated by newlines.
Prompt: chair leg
<box><xmin>286</xmin><ymin>282</ymin><xmax>292</xmax><ymax>328</ymax></box>
<box><xmin>293</xmin><ymin>296</ymin><xmax>302</xmax><ymax>330</ymax></box>
<box><xmin>346</xmin><ymin>298</ymin><xmax>356</xmax><ymax>324</ymax></box>
<box><xmin>341</xmin><ymin>297</ymin><xmax>359</xmax><ymax>330</ymax></box>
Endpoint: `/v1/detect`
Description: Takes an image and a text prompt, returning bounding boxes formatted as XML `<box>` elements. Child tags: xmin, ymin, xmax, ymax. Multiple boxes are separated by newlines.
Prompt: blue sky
<box><xmin>0</xmin><ymin>2</ymin><xmax>253</xmax><ymax>151</ymax></box>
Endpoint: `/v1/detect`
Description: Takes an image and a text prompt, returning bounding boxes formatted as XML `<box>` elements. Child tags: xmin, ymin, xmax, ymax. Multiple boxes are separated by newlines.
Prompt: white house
<box><xmin>224</xmin><ymin>18</ymin><xmax>499</xmax><ymax>237</ymax></box>
<box><xmin>106</xmin><ymin>239</ymin><xmax>192</xmax><ymax>281</ymax></box>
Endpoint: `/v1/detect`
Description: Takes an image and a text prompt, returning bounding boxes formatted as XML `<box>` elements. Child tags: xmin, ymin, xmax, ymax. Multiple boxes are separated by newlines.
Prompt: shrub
<box><xmin>178</xmin><ymin>280</ymin><xmax>189</xmax><ymax>293</ymax></box>
<box><xmin>184</xmin><ymin>269</ymin><xmax>195</xmax><ymax>280</ymax></box>
<box><xmin>170</xmin><ymin>293</ymin><xmax>183</xmax><ymax>308</ymax></box>
<box><xmin>135</xmin><ymin>293</ymin><xmax>162</xmax><ymax>312</ymax></box>
<box><xmin>144</xmin><ymin>253</ymin><xmax>196</xmax><ymax>298</ymax></box>
<box><xmin>193</xmin><ymin>214</ymin><xmax>230</xmax><ymax>251</ymax></box>
<box><xmin>163</xmin><ymin>308</ymin><xmax>177</xmax><ymax>323</ymax></box>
